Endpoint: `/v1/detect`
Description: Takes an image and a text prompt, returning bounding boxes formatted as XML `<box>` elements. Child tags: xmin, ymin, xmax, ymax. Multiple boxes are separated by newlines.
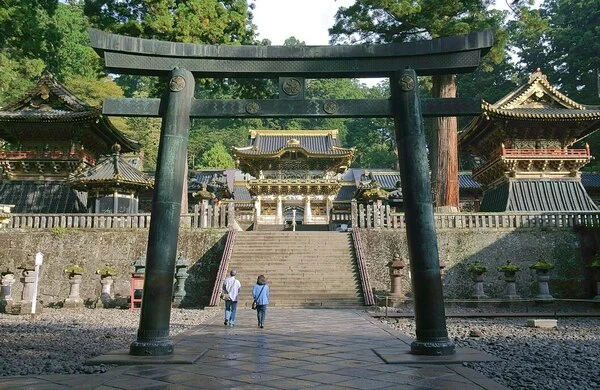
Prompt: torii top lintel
<box><xmin>88</xmin><ymin>28</ymin><xmax>494</xmax><ymax>78</ymax></box>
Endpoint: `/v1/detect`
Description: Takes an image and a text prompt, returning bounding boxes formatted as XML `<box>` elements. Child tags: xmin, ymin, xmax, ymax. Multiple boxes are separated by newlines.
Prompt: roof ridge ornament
<box><xmin>529</xmin><ymin>68</ymin><xmax>548</xmax><ymax>84</ymax></box>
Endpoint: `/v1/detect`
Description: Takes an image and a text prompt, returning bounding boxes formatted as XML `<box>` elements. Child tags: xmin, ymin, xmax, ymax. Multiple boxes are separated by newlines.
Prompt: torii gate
<box><xmin>88</xmin><ymin>28</ymin><xmax>494</xmax><ymax>357</ymax></box>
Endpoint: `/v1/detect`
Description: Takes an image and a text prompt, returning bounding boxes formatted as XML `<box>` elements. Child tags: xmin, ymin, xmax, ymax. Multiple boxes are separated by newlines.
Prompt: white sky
<box><xmin>252</xmin><ymin>0</ymin><xmax>515</xmax><ymax>46</ymax></box>
<box><xmin>252</xmin><ymin>0</ymin><xmax>355</xmax><ymax>46</ymax></box>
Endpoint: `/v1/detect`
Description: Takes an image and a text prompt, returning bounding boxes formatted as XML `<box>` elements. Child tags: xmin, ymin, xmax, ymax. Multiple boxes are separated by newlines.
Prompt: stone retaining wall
<box><xmin>0</xmin><ymin>228</ymin><xmax>592</xmax><ymax>311</ymax></box>
<box><xmin>0</xmin><ymin>229</ymin><xmax>227</xmax><ymax>308</ymax></box>
<box><xmin>359</xmin><ymin>228</ymin><xmax>588</xmax><ymax>299</ymax></box>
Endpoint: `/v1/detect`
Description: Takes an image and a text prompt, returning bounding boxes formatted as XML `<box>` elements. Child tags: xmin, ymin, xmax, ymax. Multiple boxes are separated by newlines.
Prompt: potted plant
<box><xmin>96</xmin><ymin>263</ymin><xmax>118</xmax><ymax>278</ymax></box>
<box><xmin>96</xmin><ymin>263</ymin><xmax>118</xmax><ymax>301</ymax></box>
<box><xmin>468</xmin><ymin>262</ymin><xmax>487</xmax><ymax>275</ymax></box>
<box><xmin>529</xmin><ymin>260</ymin><xmax>554</xmax><ymax>274</ymax></box>
<box><xmin>498</xmin><ymin>261</ymin><xmax>521</xmax><ymax>299</ymax></box>
<box><xmin>467</xmin><ymin>262</ymin><xmax>488</xmax><ymax>299</ymax></box>
<box><xmin>63</xmin><ymin>265</ymin><xmax>84</xmax><ymax>308</ymax></box>
<box><xmin>498</xmin><ymin>261</ymin><xmax>520</xmax><ymax>279</ymax></box>
<box><xmin>529</xmin><ymin>260</ymin><xmax>554</xmax><ymax>301</ymax></box>
<box><xmin>64</xmin><ymin>264</ymin><xmax>84</xmax><ymax>277</ymax></box>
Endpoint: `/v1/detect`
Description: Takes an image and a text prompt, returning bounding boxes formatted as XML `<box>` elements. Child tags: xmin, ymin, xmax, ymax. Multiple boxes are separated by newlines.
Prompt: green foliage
<box><xmin>498</xmin><ymin>261</ymin><xmax>521</xmax><ymax>273</ymax></box>
<box><xmin>196</xmin><ymin>142</ymin><xmax>235</xmax><ymax>169</ymax></box>
<box><xmin>50</xmin><ymin>226</ymin><xmax>70</xmax><ymax>236</ymax></box>
<box><xmin>64</xmin><ymin>264</ymin><xmax>84</xmax><ymax>275</ymax></box>
<box><xmin>590</xmin><ymin>255</ymin><xmax>600</xmax><ymax>268</ymax></box>
<box><xmin>96</xmin><ymin>263</ymin><xmax>118</xmax><ymax>277</ymax></box>
<box><xmin>529</xmin><ymin>260</ymin><xmax>554</xmax><ymax>270</ymax></box>
<box><xmin>467</xmin><ymin>262</ymin><xmax>487</xmax><ymax>274</ymax></box>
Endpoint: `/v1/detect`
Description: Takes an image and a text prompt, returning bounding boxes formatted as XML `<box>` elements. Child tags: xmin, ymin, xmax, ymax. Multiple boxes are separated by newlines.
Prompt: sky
<box><xmin>251</xmin><ymin>0</ymin><xmax>518</xmax><ymax>46</ymax></box>
<box><xmin>252</xmin><ymin>0</ymin><xmax>355</xmax><ymax>46</ymax></box>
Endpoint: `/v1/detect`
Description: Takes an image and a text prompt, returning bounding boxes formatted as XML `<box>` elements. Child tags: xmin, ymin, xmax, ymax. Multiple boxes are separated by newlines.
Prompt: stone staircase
<box><xmin>225</xmin><ymin>231</ymin><xmax>364</xmax><ymax>308</ymax></box>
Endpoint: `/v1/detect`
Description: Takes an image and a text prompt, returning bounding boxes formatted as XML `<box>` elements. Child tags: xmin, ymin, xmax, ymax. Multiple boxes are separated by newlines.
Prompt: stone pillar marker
<box><xmin>388</xmin><ymin>254</ymin><xmax>406</xmax><ymax>297</ymax></box>
<box><xmin>391</xmin><ymin>69</ymin><xmax>455</xmax><ymax>356</ymax></box>
<box><xmin>1</xmin><ymin>270</ymin><xmax>16</xmax><ymax>313</ymax></box>
<box><xmin>130</xmin><ymin>68</ymin><xmax>195</xmax><ymax>356</ymax></box>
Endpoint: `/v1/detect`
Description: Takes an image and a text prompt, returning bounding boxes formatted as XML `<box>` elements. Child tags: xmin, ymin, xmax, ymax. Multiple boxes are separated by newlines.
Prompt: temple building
<box><xmin>68</xmin><ymin>144</ymin><xmax>153</xmax><ymax>213</ymax></box>
<box><xmin>232</xmin><ymin>130</ymin><xmax>355</xmax><ymax>226</ymax></box>
<box><xmin>459</xmin><ymin>69</ymin><xmax>600</xmax><ymax>212</ymax></box>
<box><xmin>0</xmin><ymin>71</ymin><xmax>141</xmax><ymax>213</ymax></box>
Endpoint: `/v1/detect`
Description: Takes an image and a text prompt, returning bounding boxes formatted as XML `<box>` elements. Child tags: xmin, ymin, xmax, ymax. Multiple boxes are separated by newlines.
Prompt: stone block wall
<box><xmin>0</xmin><ymin>227</ymin><xmax>591</xmax><ymax>310</ymax></box>
<box><xmin>358</xmin><ymin>228</ymin><xmax>587</xmax><ymax>299</ymax></box>
<box><xmin>0</xmin><ymin>228</ymin><xmax>227</xmax><ymax>308</ymax></box>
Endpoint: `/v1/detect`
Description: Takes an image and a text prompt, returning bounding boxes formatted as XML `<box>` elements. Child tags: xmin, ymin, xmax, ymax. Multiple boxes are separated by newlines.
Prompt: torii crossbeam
<box><xmin>88</xmin><ymin>28</ymin><xmax>494</xmax><ymax>357</ymax></box>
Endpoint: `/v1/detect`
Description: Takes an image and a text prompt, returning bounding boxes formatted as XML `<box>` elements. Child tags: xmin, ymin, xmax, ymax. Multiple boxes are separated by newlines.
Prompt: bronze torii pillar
<box><xmin>88</xmin><ymin>28</ymin><xmax>493</xmax><ymax>356</ymax></box>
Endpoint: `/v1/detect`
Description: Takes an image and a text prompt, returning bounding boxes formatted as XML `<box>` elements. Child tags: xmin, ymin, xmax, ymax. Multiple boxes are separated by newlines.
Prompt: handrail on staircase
<box><xmin>351</xmin><ymin>229</ymin><xmax>376</xmax><ymax>306</ymax></box>
<box><xmin>209</xmin><ymin>227</ymin><xmax>238</xmax><ymax>306</ymax></box>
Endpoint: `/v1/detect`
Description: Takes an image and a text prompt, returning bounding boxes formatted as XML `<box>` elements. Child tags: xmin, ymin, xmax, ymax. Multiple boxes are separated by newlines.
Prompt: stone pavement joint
<box><xmin>0</xmin><ymin>309</ymin><xmax>509</xmax><ymax>389</ymax></box>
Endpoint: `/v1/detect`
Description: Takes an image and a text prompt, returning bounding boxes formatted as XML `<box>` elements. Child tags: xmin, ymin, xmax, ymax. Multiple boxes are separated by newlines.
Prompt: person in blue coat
<box><xmin>252</xmin><ymin>274</ymin><xmax>270</xmax><ymax>328</ymax></box>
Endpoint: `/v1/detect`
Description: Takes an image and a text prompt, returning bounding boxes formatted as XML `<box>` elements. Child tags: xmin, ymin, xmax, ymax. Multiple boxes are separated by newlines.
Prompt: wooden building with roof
<box><xmin>459</xmin><ymin>69</ymin><xmax>600</xmax><ymax>212</ymax></box>
<box><xmin>68</xmin><ymin>144</ymin><xmax>153</xmax><ymax>213</ymax></box>
<box><xmin>232</xmin><ymin>130</ymin><xmax>355</xmax><ymax>226</ymax></box>
<box><xmin>0</xmin><ymin>71</ymin><xmax>141</xmax><ymax>213</ymax></box>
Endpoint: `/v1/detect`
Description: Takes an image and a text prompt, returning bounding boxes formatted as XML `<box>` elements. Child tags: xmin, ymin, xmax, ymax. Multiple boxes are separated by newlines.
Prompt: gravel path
<box><xmin>0</xmin><ymin>308</ymin><xmax>218</xmax><ymax>376</ymax></box>
<box><xmin>385</xmin><ymin>316</ymin><xmax>600</xmax><ymax>390</ymax></box>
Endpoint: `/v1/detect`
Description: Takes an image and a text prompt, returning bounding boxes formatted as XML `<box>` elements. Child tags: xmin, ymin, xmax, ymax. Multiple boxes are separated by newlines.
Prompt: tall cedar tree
<box><xmin>329</xmin><ymin>0</ymin><xmax>506</xmax><ymax>210</ymax></box>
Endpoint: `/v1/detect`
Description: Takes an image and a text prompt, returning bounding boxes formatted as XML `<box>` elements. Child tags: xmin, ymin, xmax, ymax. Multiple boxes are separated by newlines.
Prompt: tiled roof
<box><xmin>233</xmin><ymin>130</ymin><xmax>354</xmax><ymax>156</ymax></box>
<box><xmin>0</xmin><ymin>181</ymin><xmax>87</xmax><ymax>213</ymax></box>
<box><xmin>0</xmin><ymin>71</ymin><xmax>141</xmax><ymax>153</ymax></box>
<box><xmin>1</xmin><ymin>71</ymin><xmax>92</xmax><ymax>112</ymax></box>
<box><xmin>480</xmin><ymin>179</ymin><xmax>598</xmax><ymax>212</ymax></box>
<box><xmin>335</xmin><ymin>185</ymin><xmax>357</xmax><ymax>201</ymax></box>
<box><xmin>69</xmin><ymin>148</ymin><xmax>153</xmax><ymax>190</ymax></box>
<box><xmin>232</xmin><ymin>185</ymin><xmax>252</xmax><ymax>201</ymax></box>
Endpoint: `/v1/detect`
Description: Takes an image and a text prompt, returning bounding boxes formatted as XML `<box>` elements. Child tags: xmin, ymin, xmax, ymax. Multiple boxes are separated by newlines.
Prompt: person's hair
<box><xmin>230</xmin><ymin>269</ymin><xmax>237</xmax><ymax>276</ymax></box>
<box><xmin>257</xmin><ymin>274</ymin><xmax>266</xmax><ymax>285</ymax></box>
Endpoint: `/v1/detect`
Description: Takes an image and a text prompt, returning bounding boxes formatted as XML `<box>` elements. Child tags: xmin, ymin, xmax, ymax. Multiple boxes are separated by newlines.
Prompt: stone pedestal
<box><xmin>502</xmin><ymin>272</ymin><xmax>520</xmax><ymax>299</ymax></box>
<box><xmin>1</xmin><ymin>272</ymin><xmax>15</xmax><ymax>313</ymax></box>
<box><xmin>173</xmin><ymin>270</ymin><xmax>188</xmax><ymax>307</ymax></box>
<box><xmin>99</xmin><ymin>276</ymin><xmax>114</xmax><ymax>308</ymax></box>
<box><xmin>534</xmin><ymin>270</ymin><xmax>554</xmax><ymax>301</ymax></box>
<box><xmin>13</xmin><ymin>269</ymin><xmax>42</xmax><ymax>315</ymax></box>
<box><xmin>387</xmin><ymin>254</ymin><xmax>406</xmax><ymax>297</ymax></box>
<box><xmin>63</xmin><ymin>274</ymin><xmax>84</xmax><ymax>308</ymax></box>
<box><xmin>471</xmin><ymin>273</ymin><xmax>488</xmax><ymax>299</ymax></box>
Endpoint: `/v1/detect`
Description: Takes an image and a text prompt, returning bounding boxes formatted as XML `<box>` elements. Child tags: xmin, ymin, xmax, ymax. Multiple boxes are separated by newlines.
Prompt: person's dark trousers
<box><xmin>256</xmin><ymin>305</ymin><xmax>267</xmax><ymax>328</ymax></box>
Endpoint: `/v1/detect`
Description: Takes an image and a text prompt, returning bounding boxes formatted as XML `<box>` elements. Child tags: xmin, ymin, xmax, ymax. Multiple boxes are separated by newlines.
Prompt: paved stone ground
<box><xmin>0</xmin><ymin>309</ymin><xmax>506</xmax><ymax>389</ymax></box>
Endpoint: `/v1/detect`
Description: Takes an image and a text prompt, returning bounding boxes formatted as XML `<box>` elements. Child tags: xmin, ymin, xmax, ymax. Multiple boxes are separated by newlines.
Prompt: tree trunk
<box><xmin>431</xmin><ymin>74</ymin><xmax>459</xmax><ymax>212</ymax></box>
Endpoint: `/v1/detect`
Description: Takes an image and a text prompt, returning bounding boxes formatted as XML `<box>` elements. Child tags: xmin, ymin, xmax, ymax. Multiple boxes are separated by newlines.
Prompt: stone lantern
<box><xmin>387</xmin><ymin>254</ymin><xmax>406</xmax><ymax>297</ymax></box>
<box><xmin>172</xmin><ymin>253</ymin><xmax>188</xmax><ymax>307</ymax></box>
<box><xmin>132</xmin><ymin>255</ymin><xmax>146</xmax><ymax>277</ymax></box>
<box><xmin>1</xmin><ymin>269</ymin><xmax>16</xmax><ymax>313</ymax></box>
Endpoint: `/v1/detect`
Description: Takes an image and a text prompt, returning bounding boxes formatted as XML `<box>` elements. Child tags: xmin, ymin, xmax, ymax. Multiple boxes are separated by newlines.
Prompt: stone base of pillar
<box><xmin>63</xmin><ymin>297</ymin><xmax>84</xmax><ymax>309</ymax></box>
<box><xmin>410</xmin><ymin>339</ymin><xmax>455</xmax><ymax>356</ymax></box>
<box><xmin>130</xmin><ymin>339</ymin><xmax>175</xmax><ymax>356</ymax></box>
<box><xmin>10</xmin><ymin>300</ymin><xmax>43</xmax><ymax>315</ymax></box>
